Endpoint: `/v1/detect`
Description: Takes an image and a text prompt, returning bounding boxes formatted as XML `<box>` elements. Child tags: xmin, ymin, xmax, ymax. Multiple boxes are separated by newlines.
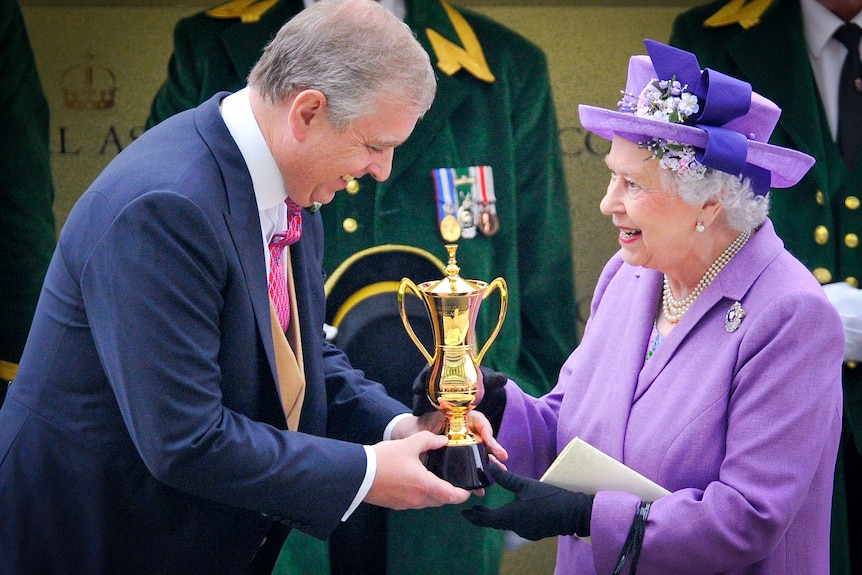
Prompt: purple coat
<box><xmin>498</xmin><ymin>219</ymin><xmax>843</xmax><ymax>575</ymax></box>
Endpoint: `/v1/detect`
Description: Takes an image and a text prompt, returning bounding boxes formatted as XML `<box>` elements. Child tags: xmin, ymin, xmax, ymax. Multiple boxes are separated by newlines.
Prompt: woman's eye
<box><xmin>625</xmin><ymin>179</ymin><xmax>645</xmax><ymax>195</ymax></box>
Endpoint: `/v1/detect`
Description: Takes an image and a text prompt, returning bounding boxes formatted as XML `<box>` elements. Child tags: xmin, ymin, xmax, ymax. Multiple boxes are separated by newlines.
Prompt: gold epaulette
<box><xmin>426</xmin><ymin>0</ymin><xmax>495</xmax><ymax>83</ymax></box>
<box><xmin>206</xmin><ymin>0</ymin><xmax>278</xmax><ymax>23</ymax></box>
<box><xmin>704</xmin><ymin>0</ymin><xmax>776</xmax><ymax>30</ymax></box>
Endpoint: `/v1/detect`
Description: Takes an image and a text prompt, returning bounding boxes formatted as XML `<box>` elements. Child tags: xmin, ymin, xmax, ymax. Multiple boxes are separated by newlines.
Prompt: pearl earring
<box><xmin>696</xmin><ymin>222</ymin><xmax>705</xmax><ymax>233</ymax></box>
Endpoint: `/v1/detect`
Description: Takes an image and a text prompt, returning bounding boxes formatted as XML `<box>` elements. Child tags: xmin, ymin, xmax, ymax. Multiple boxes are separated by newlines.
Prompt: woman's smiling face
<box><xmin>599</xmin><ymin>135</ymin><xmax>702</xmax><ymax>277</ymax></box>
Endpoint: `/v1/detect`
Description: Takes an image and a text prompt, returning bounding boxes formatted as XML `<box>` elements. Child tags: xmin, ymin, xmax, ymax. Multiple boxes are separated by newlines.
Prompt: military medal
<box><xmin>454</xmin><ymin>169</ymin><xmax>478</xmax><ymax>239</ymax></box>
<box><xmin>433</xmin><ymin>165</ymin><xmax>500</xmax><ymax>240</ymax></box>
<box><xmin>433</xmin><ymin>168</ymin><xmax>461</xmax><ymax>241</ymax></box>
<box><xmin>440</xmin><ymin>212</ymin><xmax>461</xmax><ymax>242</ymax></box>
<box><xmin>458</xmin><ymin>199</ymin><xmax>477</xmax><ymax>238</ymax></box>
<box><xmin>472</xmin><ymin>166</ymin><xmax>499</xmax><ymax>236</ymax></box>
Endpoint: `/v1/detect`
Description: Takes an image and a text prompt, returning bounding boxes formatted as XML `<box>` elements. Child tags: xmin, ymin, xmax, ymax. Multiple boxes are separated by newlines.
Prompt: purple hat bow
<box><xmin>645</xmin><ymin>40</ymin><xmax>772</xmax><ymax>195</ymax></box>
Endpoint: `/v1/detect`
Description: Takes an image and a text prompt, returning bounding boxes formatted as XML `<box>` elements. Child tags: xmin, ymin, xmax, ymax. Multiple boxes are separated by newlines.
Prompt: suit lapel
<box><xmin>635</xmin><ymin>222</ymin><xmax>782</xmax><ymax>401</ymax></box>
<box><xmin>578</xmin><ymin>265</ymin><xmax>659</xmax><ymax>462</ymax></box>
<box><xmin>194</xmin><ymin>95</ymin><xmax>279</xmax><ymax>382</ymax></box>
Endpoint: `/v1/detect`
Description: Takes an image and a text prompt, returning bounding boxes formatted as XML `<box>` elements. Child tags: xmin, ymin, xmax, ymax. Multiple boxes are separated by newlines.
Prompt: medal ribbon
<box><xmin>470</xmin><ymin>166</ymin><xmax>496</xmax><ymax>205</ymax></box>
<box><xmin>432</xmin><ymin>168</ymin><xmax>457</xmax><ymax>223</ymax></box>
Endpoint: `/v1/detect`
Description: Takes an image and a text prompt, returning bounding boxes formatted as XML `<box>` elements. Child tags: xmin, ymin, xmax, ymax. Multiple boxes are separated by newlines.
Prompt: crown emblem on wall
<box><xmin>61</xmin><ymin>54</ymin><xmax>116</xmax><ymax>110</ymax></box>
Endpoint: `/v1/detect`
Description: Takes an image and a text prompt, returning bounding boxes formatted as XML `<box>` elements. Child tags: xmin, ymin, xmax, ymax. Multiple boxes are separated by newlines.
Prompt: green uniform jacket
<box><xmin>0</xmin><ymin>0</ymin><xmax>56</xmax><ymax>399</ymax></box>
<box><xmin>147</xmin><ymin>2</ymin><xmax>577</xmax><ymax>574</ymax></box>
<box><xmin>671</xmin><ymin>2</ymin><xmax>862</xmax><ymax>573</ymax></box>
<box><xmin>147</xmin><ymin>0</ymin><xmax>576</xmax><ymax>399</ymax></box>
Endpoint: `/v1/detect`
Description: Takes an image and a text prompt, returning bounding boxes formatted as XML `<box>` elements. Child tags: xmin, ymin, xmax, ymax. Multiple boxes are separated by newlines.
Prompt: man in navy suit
<box><xmin>0</xmin><ymin>1</ymin><xmax>503</xmax><ymax>573</ymax></box>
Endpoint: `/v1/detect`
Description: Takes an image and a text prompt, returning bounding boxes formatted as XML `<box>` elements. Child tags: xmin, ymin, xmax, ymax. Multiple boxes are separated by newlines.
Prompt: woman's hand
<box><xmin>462</xmin><ymin>464</ymin><xmax>594</xmax><ymax>540</ymax></box>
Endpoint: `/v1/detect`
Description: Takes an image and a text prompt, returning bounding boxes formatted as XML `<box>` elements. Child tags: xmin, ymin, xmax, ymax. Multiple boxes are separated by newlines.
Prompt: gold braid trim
<box><xmin>206</xmin><ymin>0</ymin><xmax>278</xmax><ymax>23</ymax></box>
<box><xmin>426</xmin><ymin>0</ymin><xmax>495</xmax><ymax>83</ymax></box>
<box><xmin>704</xmin><ymin>0</ymin><xmax>776</xmax><ymax>30</ymax></box>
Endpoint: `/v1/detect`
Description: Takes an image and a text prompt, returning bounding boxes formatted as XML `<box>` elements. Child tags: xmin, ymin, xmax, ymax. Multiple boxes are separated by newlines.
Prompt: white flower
<box><xmin>617</xmin><ymin>75</ymin><xmax>706</xmax><ymax>179</ymax></box>
<box><xmin>678</xmin><ymin>93</ymin><xmax>699</xmax><ymax>116</ymax></box>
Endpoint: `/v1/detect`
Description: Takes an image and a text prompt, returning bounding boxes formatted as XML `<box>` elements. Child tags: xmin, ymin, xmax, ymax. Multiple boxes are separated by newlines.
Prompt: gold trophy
<box><xmin>398</xmin><ymin>244</ymin><xmax>507</xmax><ymax>489</ymax></box>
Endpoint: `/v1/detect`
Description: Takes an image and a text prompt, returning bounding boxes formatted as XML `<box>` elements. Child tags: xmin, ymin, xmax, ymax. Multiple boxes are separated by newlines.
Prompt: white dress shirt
<box><xmin>801</xmin><ymin>0</ymin><xmax>862</xmax><ymax>140</ymax></box>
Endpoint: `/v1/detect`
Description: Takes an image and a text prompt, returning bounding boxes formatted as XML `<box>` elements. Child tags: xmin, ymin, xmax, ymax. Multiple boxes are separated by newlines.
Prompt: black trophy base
<box><xmin>425</xmin><ymin>441</ymin><xmax>491</xmax><ymax>489</ymax></box>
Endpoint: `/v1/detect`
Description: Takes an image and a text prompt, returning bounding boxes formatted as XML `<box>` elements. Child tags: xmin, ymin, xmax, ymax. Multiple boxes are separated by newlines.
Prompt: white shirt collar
<box><xmin>801</xmin><ymin>0</ymin><xmax>849</xmax><ymax>58</ymax></box>
<box><xmin>220</xmin><ymin>87</ymin><xmax>287</xmax><ymax>214</ymax></box>
<box><xmin>800</xmin><ymin>0</ymin><xmax>862</xmax><ymax>139</ymax></box>
<box><xmin>303</xmin><ymin>0</ymin><xmax>406</xmax><ymax>21</ymax></box>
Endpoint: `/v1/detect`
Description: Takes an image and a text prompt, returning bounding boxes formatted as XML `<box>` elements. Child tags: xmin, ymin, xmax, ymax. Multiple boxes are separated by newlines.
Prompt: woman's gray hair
<box><xmin>665</xmin><ymin>168</ymin><xmax>770</xmax><ymax>233</ymax></box>
<box><xmin>248</xmin><ymin>0</ymin><xmax>436</xmax><ymax>131</ymax></box>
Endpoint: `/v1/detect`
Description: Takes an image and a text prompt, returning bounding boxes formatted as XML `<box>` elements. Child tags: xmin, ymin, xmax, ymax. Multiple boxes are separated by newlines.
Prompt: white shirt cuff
<box><xmin>341</xmin><ymin>414</ymin><xmax>412</xmax><ymax>521</ymax></box>
<box><xmin>384</xmin><ymin>412</ymin><xmax>412</xmax><ymax>440</ymax></box>
<box><xmin>342</xmin><ymin>446</ymin><xmax>376</xmax><ymax>521</ymax></box>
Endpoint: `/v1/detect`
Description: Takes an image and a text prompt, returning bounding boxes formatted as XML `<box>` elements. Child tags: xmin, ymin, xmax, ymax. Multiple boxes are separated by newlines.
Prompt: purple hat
<box><xmin>578</xmin><ymin>40</ymin><xmax>814</xmax><ymax>196</ymax></box>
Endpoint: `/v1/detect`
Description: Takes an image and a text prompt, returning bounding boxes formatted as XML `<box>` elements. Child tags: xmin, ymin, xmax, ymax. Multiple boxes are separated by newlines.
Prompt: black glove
<box><xmin>411</xmin><ymin>365</ymin><xmax>508</xmax><ymax>416</ymax></box>
<box><xmin>462</xmin><ymin>463</ymin><xmax>594</xmax><ymax>540</ymax></box>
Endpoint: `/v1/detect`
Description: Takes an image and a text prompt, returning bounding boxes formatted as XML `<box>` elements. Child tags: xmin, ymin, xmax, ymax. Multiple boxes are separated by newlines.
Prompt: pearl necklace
<box><xmin>662</xmin><ymin>230</ymin><xmax>751</xmax><ymax>323</ymax></box>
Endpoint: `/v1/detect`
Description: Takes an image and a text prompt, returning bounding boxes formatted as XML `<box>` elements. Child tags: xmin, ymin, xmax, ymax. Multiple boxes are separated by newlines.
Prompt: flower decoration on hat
<box><xmin>620</xmin><ymin>76</ymin><xmax>707</xmax><ymax>180</ymax></box>
<box><xmin>616</xmin><ymin>40</ymin><xmax>773</xmax><ymax>194</ymax></box>
<box><xmin>579</xmin><ymin>40</ymin><xmax>815</xmax><ymax>194</ymax></box>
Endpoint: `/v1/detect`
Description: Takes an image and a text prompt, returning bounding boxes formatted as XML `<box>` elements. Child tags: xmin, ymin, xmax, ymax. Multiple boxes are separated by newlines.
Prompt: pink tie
<box><xmin>268</xmin><ymin>198</ymin><xmax>302</xmax><ymax>331</ymax></box>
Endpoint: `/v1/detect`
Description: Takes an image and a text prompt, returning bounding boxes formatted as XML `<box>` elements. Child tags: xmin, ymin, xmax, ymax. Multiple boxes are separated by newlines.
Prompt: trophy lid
<box><xmin>425</xmin><ymin>245</ymin><xmax>482</xmax><ymax>295</ymax></box>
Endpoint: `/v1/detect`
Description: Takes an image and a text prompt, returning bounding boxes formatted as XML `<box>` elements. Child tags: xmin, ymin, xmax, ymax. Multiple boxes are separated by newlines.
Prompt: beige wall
<box><xmin>468</xmin><ymin>5</ymin><xmax>686</xmax><ymax>329</ymax></box>
<box><xmin>20</xmin><ymin>1</ymin><xmax>700</xmax><ymax>333</ymax></box>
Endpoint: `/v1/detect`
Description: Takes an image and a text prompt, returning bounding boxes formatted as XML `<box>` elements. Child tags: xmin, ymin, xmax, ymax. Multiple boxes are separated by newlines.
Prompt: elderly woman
<box><xmin>462</xmin><ymin>40</ymin><xmax>845</xmax><ymax>574</ymax></box>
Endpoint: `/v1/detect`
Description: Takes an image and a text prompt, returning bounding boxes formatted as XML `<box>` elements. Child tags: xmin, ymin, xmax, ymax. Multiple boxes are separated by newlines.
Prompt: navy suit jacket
<box><xmin>0</xmin><ymin>93</ymin><xmax>408</xmax><ymax>574</ymax></box>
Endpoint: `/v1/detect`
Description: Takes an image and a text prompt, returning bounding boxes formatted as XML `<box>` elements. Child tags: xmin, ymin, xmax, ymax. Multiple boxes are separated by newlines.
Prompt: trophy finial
<box><xmin>444</xmin><ymin>244</ymin><xmax>460</xmax><ymax>278</ymax></box>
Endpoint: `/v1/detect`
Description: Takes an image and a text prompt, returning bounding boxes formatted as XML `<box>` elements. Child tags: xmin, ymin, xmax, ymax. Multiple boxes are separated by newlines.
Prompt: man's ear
<box><xmin>289</xmin><ymin>89</ymin><xmax>327</xmax><ymax>141</ymax></box>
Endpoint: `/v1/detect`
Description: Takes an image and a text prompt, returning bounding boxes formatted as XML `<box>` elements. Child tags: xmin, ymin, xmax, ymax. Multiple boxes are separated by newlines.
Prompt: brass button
<box><xmin>815</xmin><ymin>190</ymin><xmax>825</xmax><ymax>205</ymax></box>
<box><xmin>847</xmin><ymin>277</ymin><xmax>859</xmax><ymax>288</ymax></box>
<box><xmin>342</xmin><ymin>218</ymin><xmax>358</xmax><ymax>233</ymax></box>
<box><xmin>813</xmin><ymin>267</ymin><xmax>833</xmax><ymax>284</ymax></box>
<box><xmin>847</xmin><ymin>361</ymin><xmax>857</xmax><ymax>369</ymax></box>
<box><xmin>847</xmin><ymin>233</ymin><xmax>859</xmax><ymax>248</ymax></box>
<box><xmin>846</xmin><ymin>196</ymin><xmax>860</xmax><ymax>210</ymax></box>
<box><xmin>814</xmin><ymin>225</ymin><xmax>829</xmax><ymax>245</ymax></box>
<box><xmin>346</xmin><ymin>180</ymin><xmax>360</xmax><ymax>195</ymax></box>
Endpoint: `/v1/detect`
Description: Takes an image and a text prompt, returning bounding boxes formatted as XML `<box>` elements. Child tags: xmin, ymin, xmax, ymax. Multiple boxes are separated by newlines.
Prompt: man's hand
<box><xmin>366</xmin><ymin>431</ymin><xmax>473</xmax><ymax>509</ymax></box>
<box><xmin>391</xmin><ymin>411</ymin><xmax>508</xmax><ymax>463</ymax></box>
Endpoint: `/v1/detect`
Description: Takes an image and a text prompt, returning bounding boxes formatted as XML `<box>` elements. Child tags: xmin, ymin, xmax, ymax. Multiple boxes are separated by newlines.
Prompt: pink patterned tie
<box><xmin>268</xmin><ymin>198</ymin><xmax>303</xmax><ymax>332</ymax></box>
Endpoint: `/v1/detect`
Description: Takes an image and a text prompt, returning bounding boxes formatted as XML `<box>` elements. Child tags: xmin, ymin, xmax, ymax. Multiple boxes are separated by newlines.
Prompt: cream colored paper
<box><xmin>540</xmin><ymin>436</ymin><xmax>670</xmax><ymax>501</ymax></box>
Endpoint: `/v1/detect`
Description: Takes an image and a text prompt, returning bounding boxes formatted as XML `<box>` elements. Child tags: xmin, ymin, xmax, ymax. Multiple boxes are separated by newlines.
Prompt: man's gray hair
<box><xmin>248</xmin><ymin>0</ymin><xmax>436</xmax><ymax>130</ymax></box>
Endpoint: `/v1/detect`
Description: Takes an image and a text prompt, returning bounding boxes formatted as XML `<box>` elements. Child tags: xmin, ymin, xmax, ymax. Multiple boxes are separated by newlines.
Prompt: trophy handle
<box><xmin>397</xmin><ymin>278</ymin><xmax>435</xmax><ymax>365</ymax></box>
<box><xmin>475</xmin><ymin>277</ymin><xmax>508</xmax><ymax>364</ymax></box>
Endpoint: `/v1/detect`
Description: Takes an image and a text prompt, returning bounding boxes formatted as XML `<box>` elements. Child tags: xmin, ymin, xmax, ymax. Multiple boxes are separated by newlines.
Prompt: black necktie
<box><xmin>834</xmin><ymin>22</ymin><xmax>862</xmax><ymax>170</ymax></box>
